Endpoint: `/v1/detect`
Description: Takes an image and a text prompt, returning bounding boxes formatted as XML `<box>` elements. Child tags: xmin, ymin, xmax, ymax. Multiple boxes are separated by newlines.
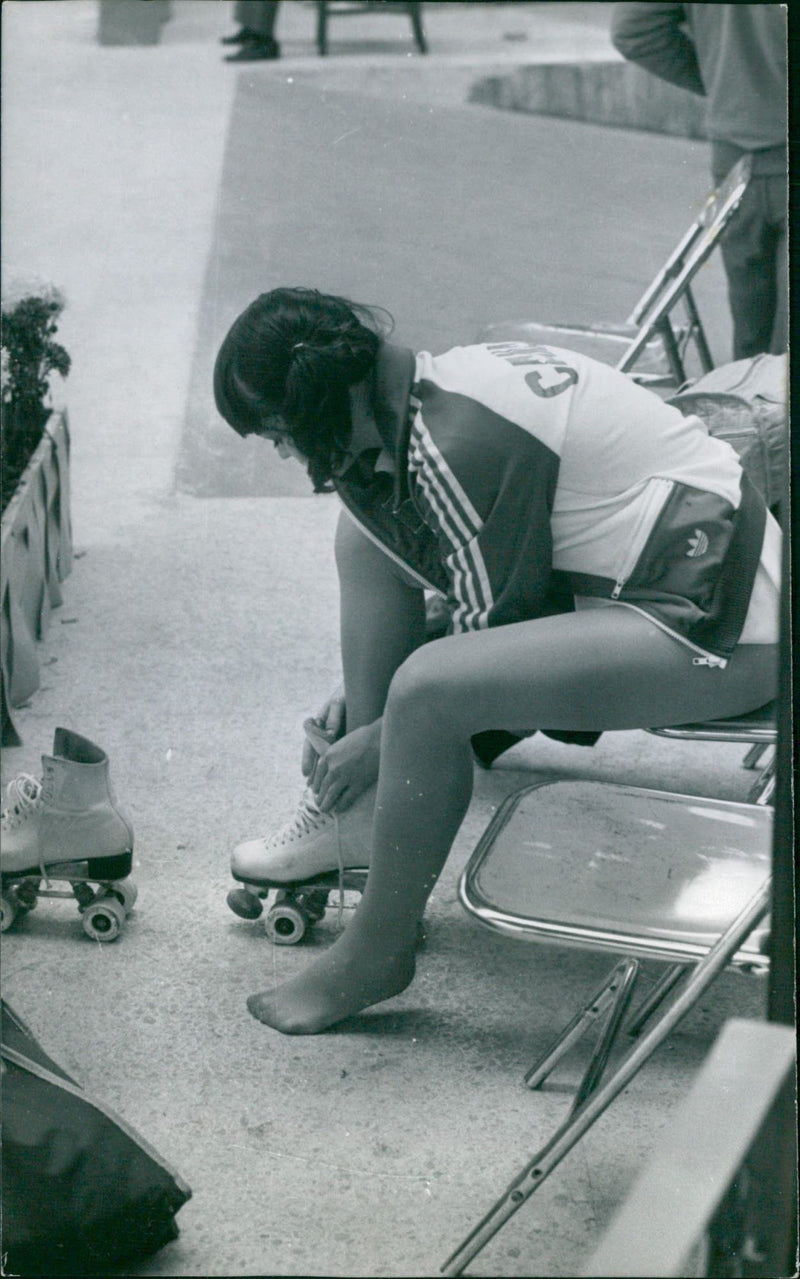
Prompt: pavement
<box><xmin>1</xmin><ymin>4</ymin><xmax>765</xmax><ymax>1277</ymax></box>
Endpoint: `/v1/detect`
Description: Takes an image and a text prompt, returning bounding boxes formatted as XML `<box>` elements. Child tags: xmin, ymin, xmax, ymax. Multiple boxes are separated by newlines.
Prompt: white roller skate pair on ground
<box><xmin>1</xmin><ymin>728</ymin><xmax>136</xmax><ymax>941</ymax></box>
<box><xmin>227</xmin><ymin>784</ymin><xmax>374</xmax><ymax>945</ymax></box>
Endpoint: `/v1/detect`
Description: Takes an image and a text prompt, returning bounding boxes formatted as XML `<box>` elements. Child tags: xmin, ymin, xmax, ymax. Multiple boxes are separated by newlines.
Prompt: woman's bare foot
<box><xmin>247</xmin><ymin>932</ymin><xmax>417</xmax><ymax>1034</ymax></box>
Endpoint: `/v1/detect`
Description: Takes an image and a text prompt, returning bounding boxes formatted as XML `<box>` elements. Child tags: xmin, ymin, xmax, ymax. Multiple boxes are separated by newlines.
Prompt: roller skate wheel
<box><xmin>109</xmin><ymin>879</ymin><xmax>138</xmax><ymax>913</ymax></box>
<box><xmin>265</xmin><ymin>902</ymin><xmax>307</xmax><ymax>945</ymax></box>
<box><xmin>82</xmin><ymin>896</ymin><xmax>126</xmax><ymax>942</ymax></box>
<box><xmin>0</xmin><ymin>894</ymin><xmax>18</xmax><ymax>932</ymax></box>
<box><xmin>104</xmin><ymin>879</ymin><xmax>136</xmax><ymax>910</ymax></box>
<box><xmin>227</xmin><ymin>886</ymin><xmax>264</xmax><ymax>920</ymax></box>
<box><xmin>15</xmin><ymin>880</ymin><xmax>39</xmax><ymax>911</ymax></box>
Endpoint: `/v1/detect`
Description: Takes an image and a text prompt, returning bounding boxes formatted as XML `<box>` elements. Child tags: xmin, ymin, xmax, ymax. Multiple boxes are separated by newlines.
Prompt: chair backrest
<box><xmin>617</xmin><ymin>155</ymin><xmax>752</xmax><ymax>374</ymax></box>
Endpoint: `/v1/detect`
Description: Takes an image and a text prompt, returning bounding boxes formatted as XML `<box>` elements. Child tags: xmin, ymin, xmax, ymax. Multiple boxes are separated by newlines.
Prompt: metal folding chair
<box><xmin>582</xmin><ymin>1017</ymin><xmax>797</xmax><ymax>1278</ymax></box>
<box><xmin>316</xmin><ymin>2</ymin><xmax>426</xmax><ymax>56</ymax></box>
<box><xmin>648</xmin><ymin>700</ymin><xmax>777</xmax><ymax>806</ymax></box>
<box><xmin>479</xmin><ymin>155</ymin><xmax>752</xmax><ymax>389</ymax></box>
<box><xmin>440</xmin><ymin>773</ymin><xmax>773</xmax><ymax>1275</ymax></box>
<box><xmin>617</xmin><ymin>703</ymin><xmax>776</xmax><ymax>1036</ymax></box>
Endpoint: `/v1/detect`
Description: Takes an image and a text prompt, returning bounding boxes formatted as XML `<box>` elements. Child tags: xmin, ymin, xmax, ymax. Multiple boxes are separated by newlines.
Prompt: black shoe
<box><xmin>220</xmin><ymin>27</ymin><xmax>257</xmax><ymax>46</ymax></box>
<box><xmin>224</xmin><ymin>36</ymin><xmax>280</xmax><ymax>61</ymax></box>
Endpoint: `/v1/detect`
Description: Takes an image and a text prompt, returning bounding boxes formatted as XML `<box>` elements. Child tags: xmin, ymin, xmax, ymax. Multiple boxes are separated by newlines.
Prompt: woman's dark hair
<box><xmin>213</xmin><ymin>287</ymin><xmax>393</xmax><ymax>490</ymax></box>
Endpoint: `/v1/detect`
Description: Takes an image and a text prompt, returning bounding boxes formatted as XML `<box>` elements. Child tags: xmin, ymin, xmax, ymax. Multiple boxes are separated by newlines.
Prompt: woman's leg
<box><xmin>249</xmin><ymin>607</ymin><xmax>777</xmax><ymax>1033</ymax></box>
<box><xmin>335</xmin><ymin>511</ymin><xmax>426</xmax><ymax>731</ymax></box>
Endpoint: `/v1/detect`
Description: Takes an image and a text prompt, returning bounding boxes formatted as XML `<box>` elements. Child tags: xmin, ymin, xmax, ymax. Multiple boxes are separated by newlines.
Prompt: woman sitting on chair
<box><xmin>213</xmin><ymin>286</ymin><xmax>780</xmax><ymax>1035</ymax></box>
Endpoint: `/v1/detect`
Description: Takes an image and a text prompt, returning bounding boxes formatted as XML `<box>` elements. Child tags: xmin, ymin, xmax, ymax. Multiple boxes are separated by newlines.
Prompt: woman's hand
<box><xmin>310</xmin><ymin>720</ymin><xmax>381</xmax><ymax>813</ymax></box>
<box><xmin>301</xmin><ymin>685</ymin><xmax>346</xmax><ymax>786</ymax></box>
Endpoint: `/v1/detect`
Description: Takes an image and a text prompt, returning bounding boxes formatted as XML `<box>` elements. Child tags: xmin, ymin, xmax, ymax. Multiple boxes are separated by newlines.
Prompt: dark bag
<box><xmin>668</xmin><ymin>353</ymin><xmax>788</xmax><ymax>512</ymax></box>
<box><xmin>1</xmin><ymin>999</ymin><xmax>192</xmax><ymax>1276</ymax></box>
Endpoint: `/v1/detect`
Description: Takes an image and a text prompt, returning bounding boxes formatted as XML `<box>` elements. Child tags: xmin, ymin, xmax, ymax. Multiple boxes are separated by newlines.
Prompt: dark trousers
<box><xmin>712</xmin><ymin>161</ymin><xmax>788</xmax><ymax>361</ymax></box>
<box><xmin>234</xmin><ymin>1</ymin><xmax>280</xmax><ymax>38</ymax></box>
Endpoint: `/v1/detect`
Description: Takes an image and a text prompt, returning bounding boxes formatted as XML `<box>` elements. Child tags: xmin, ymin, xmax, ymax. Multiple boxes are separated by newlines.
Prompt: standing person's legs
<box><xmin>224</xmin><ymin>1</ymin><xmax>281</xmax><ymax>57</ymax></box>
<box><xmin>234</xmin><ymin>0</ymin><xmax>280</xmax><ymax>38</ymax></box>
<box><xmin>714</xmin><ymin>169</ymin><xmax>786</xmax><ymax>360</ymax></box>
<box><xmin>766</xmin><ymin>172</ymin><xmax>788</xmax><ymax>355</ymax></box>
<box><xmin>248</xmin><ymin>606</ymin><xmax>777</xmax><ymax>1034</ymax></box>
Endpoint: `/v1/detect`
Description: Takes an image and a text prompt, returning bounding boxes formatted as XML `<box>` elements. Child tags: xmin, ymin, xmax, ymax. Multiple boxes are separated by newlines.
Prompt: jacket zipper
<box><xmin>341</xmin><ymin>505</ymin><xmax>443</xmax><ymax>595</ymax></box>
<box><xmin>613</xmin><ymin>601</ymin><xmax>728</xmax><ymax>668</ymax></box>
<box><xmin>611</xmin><ymin>477</ymin><xmax>675</xmax><ymax>599</ymax></box>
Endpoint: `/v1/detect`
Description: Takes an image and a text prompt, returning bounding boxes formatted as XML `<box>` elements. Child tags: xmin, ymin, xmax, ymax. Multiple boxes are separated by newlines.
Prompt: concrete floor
<box><xmin>1</xmin><ymin>4</ymin><xmax>768</xmax><ymax>1275</ymax></box>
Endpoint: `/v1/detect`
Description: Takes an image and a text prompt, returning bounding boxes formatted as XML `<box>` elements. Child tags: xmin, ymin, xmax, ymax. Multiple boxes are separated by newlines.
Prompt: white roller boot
<box><xmin>1</xmin><ymin>728</ymin><xmax>136</xmax><ymax>941</ymax></box>
<box><xmin>227</xmin><ymin>786</ymin><xmax>374</xmax><ymax>945</ymax></box>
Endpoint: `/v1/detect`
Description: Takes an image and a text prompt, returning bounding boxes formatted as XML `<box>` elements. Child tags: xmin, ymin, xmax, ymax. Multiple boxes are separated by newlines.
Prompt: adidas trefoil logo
<box><xmin>686</xmin><ymin>528</ymin><xmax>709</xmax><ymax>558</ymax></box>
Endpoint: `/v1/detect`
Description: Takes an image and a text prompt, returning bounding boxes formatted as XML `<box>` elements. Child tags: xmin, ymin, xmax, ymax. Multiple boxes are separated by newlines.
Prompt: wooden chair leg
<box><xmin>409</xmin><ymin>2</ymin><xmax>427</xmax><ymax>53</ymax></box>
<box><xmin>316</xmin><ymin>1</ymin><xmax>328</xmax><ymax>55</ymax></box>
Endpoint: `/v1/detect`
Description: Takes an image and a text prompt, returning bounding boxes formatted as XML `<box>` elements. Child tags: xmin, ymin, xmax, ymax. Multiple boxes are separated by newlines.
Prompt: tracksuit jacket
<box><xmin>334</xmin><ymin>341</ymin><xmax>766</xmax><ymax>670</ymax></box>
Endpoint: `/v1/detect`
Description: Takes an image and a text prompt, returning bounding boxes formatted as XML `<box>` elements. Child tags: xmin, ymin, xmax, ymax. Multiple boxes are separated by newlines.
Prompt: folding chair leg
<box><xmin>408</xmin><ymin>2</ymin><xmax>427</xmax><ymax>52</ymax></box>
<box><xmin>749</xmin><ymin>755</ymin><xmax>776</xmax><ymax>806</ymax></box>
<box><xmin>626</xmin><ymin>963</ymin><xmax>687</xmax><ymax>1039</ymax></box>
<box><xmin>751</xmin><ymin>764</ymin><xmax>776</xmax><ymax>806</ymax></box>
<box><xmin>682</xmin><ymin>284</ymin><xmax>714</xmax><ymax>372</ymax></box>
<box><xmin>524</xmin><ymin>959</ymin><xmax>639</xmax><ymax>1110</ymax></box>
<box><xmin>572</xmin><ymin>960</ymin><xmax>640</xmax><ymax>1110</ymax></box>
<box><xmin>743</xmin><ymin>743</ymin><xmax>770</xmax><ymax>770</ymax></box>
<box><xmin>316</xmin><ymin>1</ymin><xmax>328</xmax><ymax>55</ymax></box>
<box><xmin>655</xmin><ymin>316</ymin><xmax>687</xmax><ymax>384</ymax></box>
<box><xmin>440</xmin><ymin>880</ymin><xmax>771</xmax><ymax>1277</ymax></box>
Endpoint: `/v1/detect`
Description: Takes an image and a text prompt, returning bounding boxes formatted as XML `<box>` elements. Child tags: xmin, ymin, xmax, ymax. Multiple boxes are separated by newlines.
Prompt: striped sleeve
<box><xmin>409</xmin><ymin>416</ymin><xmax>494</xmax><ymax>630</ymax></box>
<box><xmin>408</xmin><ymin>377</ymin><xmax>564</xmax><ymax>632</ymax></box>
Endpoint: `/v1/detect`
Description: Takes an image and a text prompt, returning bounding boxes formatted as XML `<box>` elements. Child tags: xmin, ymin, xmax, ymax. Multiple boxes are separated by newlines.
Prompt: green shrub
<box><xmin>1</xmin><ymin>287</ymin><xmax>71</xmax><ymax>514</ymax></box>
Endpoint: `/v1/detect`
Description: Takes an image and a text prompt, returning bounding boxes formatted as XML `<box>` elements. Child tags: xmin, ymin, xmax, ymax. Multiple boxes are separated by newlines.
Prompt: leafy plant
<box><xmin>1</xmin><ymin>286</ymin><xmax>71</xmax><ymax>513</ymax></box>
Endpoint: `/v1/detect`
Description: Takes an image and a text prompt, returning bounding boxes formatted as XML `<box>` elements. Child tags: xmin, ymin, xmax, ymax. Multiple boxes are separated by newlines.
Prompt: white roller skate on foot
<box><xmin>1</xmin><ymin>728</ymin><xmax>136</xmax><ymax>941</ymax></box>
<box><xmin>227</xmin><ymin>786</ymin><xmax>373</xmax><ymax>945</ymax></box>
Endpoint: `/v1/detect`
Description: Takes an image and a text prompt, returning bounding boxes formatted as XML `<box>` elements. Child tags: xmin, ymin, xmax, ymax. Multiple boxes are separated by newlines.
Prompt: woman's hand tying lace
<box><xmin>301</xmin><ymin>685</ymin><xmax>346</xmax><ymax>785</ymax></box>
<box><xmin>311</xmin><ymin>721</ymin><xmax>381</xmax><ymax>813</ymax></box>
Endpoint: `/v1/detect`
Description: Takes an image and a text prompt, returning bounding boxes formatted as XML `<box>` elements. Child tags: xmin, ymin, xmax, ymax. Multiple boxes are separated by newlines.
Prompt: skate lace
<box><xmin>275</xmin><ymin>791</ymin><xmax>346</xmax><ymax>927</ymax></box>
<box><xmin>1</xmin><ymin>774</ymin><xmax>43</xmax><ymax>828</ymax></box>
<box><xmin>2</xmin><ymin>774</ymin><xmax>49</xmax><ymax>881</ymax></box>
<box><xmin>266</xmin><ymin>790</ymin><xmax>347</xmax><ymax>927</ymax></box>
<box><xmin>273</xmin><ymin>791</ymin><xmax>332</xmax><ymax>845</ymax></box>
<box><xmin>334</xmin><ymin>811</ymin><xmax>345</xmax><ymax>930</ymax></box>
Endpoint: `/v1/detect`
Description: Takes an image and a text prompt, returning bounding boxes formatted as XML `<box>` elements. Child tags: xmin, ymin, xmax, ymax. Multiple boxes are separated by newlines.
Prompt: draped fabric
<box><xmin>1</xmin><ymin>410</ymin><xmax>73</xmax><ymax>745</ymax></box>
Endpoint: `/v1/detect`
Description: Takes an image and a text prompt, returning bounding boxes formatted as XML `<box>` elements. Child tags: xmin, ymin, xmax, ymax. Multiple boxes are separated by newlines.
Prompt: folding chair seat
<box><xmin>441</xmin><ymin>776</ymin><xmax>773</xmax><ymax>1274</ymax></box>
<box><xmin>316</xmin><ymin>2</ymin><xmax>426</xmax><ymax>56</ymax></box>
<box><xmin>478</xmin><ymin>156</ymin><xmax>752</xmax><ymax>391</ymax></box>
